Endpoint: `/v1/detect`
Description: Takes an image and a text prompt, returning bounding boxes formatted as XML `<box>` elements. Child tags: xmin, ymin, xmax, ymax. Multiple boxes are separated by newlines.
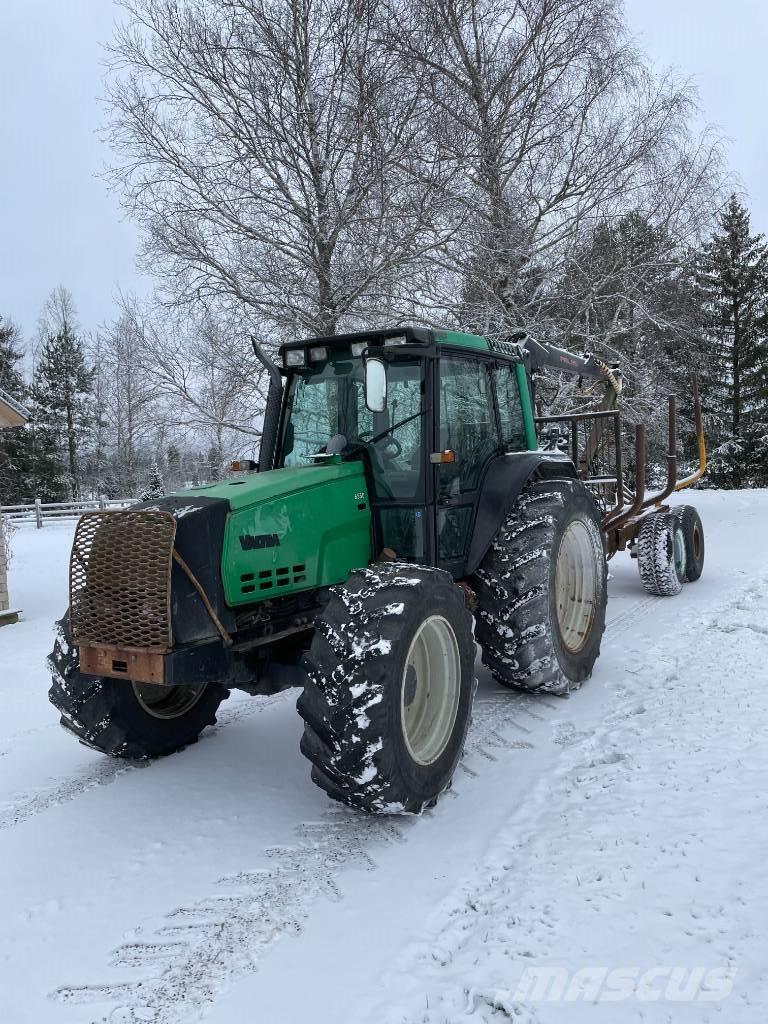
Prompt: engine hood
<box><xmin>179</xmin><ymin>459</ymin><xmax>365</xmax><ymax>512</ymax></box>
<box><xmin>154</xmin><ymin>459</ymin><xmax>372</xmax><ymax>611</ymax></box>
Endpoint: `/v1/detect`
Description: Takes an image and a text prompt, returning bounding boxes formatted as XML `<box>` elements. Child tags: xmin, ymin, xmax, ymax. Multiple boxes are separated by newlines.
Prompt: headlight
<box><xmin>284</xmin><ymin>349</ymin><xmax>306</xmax><ymax>367</ymax></box>
<box><xmin>351</xmin><ymin>341</ymin><xmax>368</xmax><ymax>357</ymax></box>
<box><xmin>309</xmin><ymin>345</ymin><xmax>328</xmax><ymax>362</ymax></box>
<box><xmin>383</xmin><ymin>334</ymin><xmax>408</xmax><ymax>347</ymax></box>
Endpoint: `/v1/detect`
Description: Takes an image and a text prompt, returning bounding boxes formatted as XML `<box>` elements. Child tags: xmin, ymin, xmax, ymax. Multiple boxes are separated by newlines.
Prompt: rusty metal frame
<box><xmin>535</xmin><ymin>408</ymin><xmax>626</xmax><ymax>519</ymax></box>
<box><xmin>537</xmin><ymin>386</ymin><xmax>707</xmax><ymax>558</ymax></box>
<box><xmin>79</xmin><ymin>643</ymin><xmax>165</xmax><ymax>685</ymax></box>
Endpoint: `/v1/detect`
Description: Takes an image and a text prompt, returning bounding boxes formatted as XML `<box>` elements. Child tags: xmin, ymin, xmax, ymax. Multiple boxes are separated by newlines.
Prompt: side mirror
<box><xmin>365</xmin><ymin>357</ymin><xmax>387</xmax><ymax>413</ymax></box>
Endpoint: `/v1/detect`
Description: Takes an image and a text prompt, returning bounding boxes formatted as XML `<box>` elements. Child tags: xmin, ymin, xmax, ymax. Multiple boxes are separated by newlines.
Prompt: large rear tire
<box><xmin>48</xmin><ymin>613</ymin><xmax>228</xmax><ymax>758</ymax></box>
<box><xmin>297</xmin><ymin>564</ymin><xmax>475</xmax><ymax>813</ymax></box>
<box><xmin>472</xmin><ymin>479</ymin><xmax>607</xmax><ymax>695</ymax></box>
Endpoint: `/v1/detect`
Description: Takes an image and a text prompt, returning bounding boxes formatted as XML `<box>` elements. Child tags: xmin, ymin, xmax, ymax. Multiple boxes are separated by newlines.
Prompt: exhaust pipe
<box><xmin>251</xmin><ymin>337</ymin><xmax>283</xmax><ymax>472</ymax></box>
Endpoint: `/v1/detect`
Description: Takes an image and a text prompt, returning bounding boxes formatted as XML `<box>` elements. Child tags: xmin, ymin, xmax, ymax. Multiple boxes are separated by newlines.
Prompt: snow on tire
<box><xmin>636</xmin><ymin>512</ymin><xmax>686</xmax><ymax>597</ymax></box>
<box><xmin>48</xmin><ymin>612</ymin><xmax>228</xmax><ymax>758</ymax></box>
<box><xmin>472</xmin><ymin>479</ymin><xmax>607</xmax><ymax>695</ymax></box>
<box><xmin>297</xmin><ymin>564</ymin><xmax>475</xmax><ymax>814</ymax></box>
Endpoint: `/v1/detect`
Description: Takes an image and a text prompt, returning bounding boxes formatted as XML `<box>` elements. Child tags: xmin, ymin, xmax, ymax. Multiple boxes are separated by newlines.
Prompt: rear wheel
<box><xmin>472</xmin><ymin>479</ymin><xmax>607</xmax><ymax>695</ymax></box>
<box><xmin>636</xmin><ymin>512</ymin><xmax>686</xmax><ymax>596</ymax></box>
<box><xmin>48</xmin><ymin>613</ymin><xmax>228</xmax><ymax>758</ymax></box>
<box><xmin>298</xmin><ymin>564</ymin><xmax>475</xmax><ymax>813</ymax></box>
<box><xmin>673</xmin><ymin>504</ymin><xmax>705</xmax><ymax>581</ymax></box>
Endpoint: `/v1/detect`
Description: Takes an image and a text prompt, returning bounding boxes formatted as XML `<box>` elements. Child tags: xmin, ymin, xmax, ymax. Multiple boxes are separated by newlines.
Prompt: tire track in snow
<box><xmin>0</xmin><ymin>693</ymin><xmax>292</xmax><ymax>833</ymax></box>
<box><xmin>1</xmin><ymin>576</ymin><xmax>657</xmax><ymax>831</ymax></box>
<box><xmin>46</xmin><ymin>588</ymin><xmax>663</xmax><ymax>1020</ymax></box>
<box><xmin>353</xmin><ymin>576</ymin><xmax>768</xmax><ymax>1024</ymax></box>
<box><xmin>46</xmin><ymin>687</ymin><xmax>575</xmax><ymax>1024</ymax></box>
<box><xmin>51</xmin><ymin>813</ymin><xmax>408</xmax><ymax>1023</ymax></box>
<box><xmin>605</xmin><ymin>593</ymin><xmax>658</xmax><ymax>638</ymax></box>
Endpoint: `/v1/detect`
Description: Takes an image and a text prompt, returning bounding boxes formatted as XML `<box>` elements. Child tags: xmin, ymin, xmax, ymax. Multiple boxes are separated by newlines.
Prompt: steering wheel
<box><xmin>358</xmin><ymin>431</ymin><xmax>402</xmax><ymax>457</ymax></box>
<box><xmin>380</xmin><ymin>436</ymin><xmax>402</xmax><ymax>456</ymax></box>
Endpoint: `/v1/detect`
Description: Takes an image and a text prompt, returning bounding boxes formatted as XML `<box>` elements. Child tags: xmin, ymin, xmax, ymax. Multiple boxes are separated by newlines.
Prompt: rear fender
<box><xmin>464</xmin><ymin>453</ymin><xmax>577</xmax><ymax>576</ymax></box>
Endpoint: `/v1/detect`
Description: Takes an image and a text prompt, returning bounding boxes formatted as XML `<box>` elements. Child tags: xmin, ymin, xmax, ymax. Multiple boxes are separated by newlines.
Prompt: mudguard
<box><xmin>464</xmin><ymin>452</ymin><xmax>578</xmax><ymax>576</ymax></box>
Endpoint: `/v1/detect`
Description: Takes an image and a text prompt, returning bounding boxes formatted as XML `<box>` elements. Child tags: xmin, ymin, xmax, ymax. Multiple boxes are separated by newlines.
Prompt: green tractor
<box><xmin>49</xmin><ymin>327</ymin><xmax>706</xmax><ymax>813</ymax></box>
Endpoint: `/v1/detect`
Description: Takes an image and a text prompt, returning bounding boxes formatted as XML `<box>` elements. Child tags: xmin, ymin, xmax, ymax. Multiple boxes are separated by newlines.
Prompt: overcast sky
<box><xmin>1</xmin><ymin>0</ymin><xmax>767</xmax><ymax>343</ymax></box>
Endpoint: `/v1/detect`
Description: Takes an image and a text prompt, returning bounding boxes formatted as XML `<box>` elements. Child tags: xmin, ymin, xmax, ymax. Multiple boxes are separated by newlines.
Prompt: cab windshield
<box><xmin>281</xmin><ymin>355</ymin><xmax>424</xmax><ymax>501</ymax></box>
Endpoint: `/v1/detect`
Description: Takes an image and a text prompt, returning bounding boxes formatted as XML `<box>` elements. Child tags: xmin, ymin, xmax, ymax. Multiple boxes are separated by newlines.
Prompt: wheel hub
<box><xmin>131</xmin><ymin>681</ymin><xmax>207</xmax><ymax>720</ymax></box>
<box><xmin>400</xmin><ymin>615</ymin><xmax>461</xmax><ymax>766</ymax></box>
<box><xmin>555</xmin><ymin>518</ymin><xmax>600</xmax><ymax>655</ymax></box>
<box><xmin>673</xmin><ymin>525</ymin><xmax>687</xmax><ymax>578</ymax></box>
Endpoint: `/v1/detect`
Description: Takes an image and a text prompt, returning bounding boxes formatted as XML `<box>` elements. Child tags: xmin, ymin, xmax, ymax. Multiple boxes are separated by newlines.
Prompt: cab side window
<box><xmin>493</xmin><ymin>365</ymin><xmax>527</xmax><ymax>451</ymax></box>
<box><xmin>438</xmin><ymin>356</ymin><xmax>499</xmax><ymax>497</ymax></box>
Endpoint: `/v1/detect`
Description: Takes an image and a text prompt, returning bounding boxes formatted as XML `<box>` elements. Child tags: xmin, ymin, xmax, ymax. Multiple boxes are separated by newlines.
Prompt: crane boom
<box><xmin>521</xmin><ymin>337</ymin><xmax>618</xmax><ymax>383</ymax></box>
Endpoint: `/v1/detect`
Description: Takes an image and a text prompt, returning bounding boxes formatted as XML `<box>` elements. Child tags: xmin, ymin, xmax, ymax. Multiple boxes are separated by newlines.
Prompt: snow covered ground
<box><xmin>0</xmin><ymin>490</ymin><xmax>766</xmax><ymax>1023</ymax></box>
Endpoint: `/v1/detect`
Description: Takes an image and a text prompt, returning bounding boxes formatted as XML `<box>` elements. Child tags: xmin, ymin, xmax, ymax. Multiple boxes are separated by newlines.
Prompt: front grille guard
<box><xmin>69</xmin><ymin>510</ymin><xmax>177</xmax><ymax>652</ymax></box>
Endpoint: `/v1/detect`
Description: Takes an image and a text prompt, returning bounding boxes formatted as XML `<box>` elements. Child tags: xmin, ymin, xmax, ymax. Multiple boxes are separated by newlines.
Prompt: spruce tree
<box><xmin>166</xmin><ymin>444</ymin><xmax>182</xmax><ymax>490</ymax></box>
<box><xmin>0</xmin><ymin>318</ymin><xmax>33</xmax><ymax>503</ymax></box>
<box><xmin>29</xmin><ymin>325</ymin><xmax>95</xmax><ymax>500</ymax></box>
<box><xmin>0</xmin><ymin>318</ymin><xmax>25</xmax><ymax>397</ymax></box>
<box><xmin>697</xmin><ymin>196</ymin><xmax>768</xmax><ymax>487</ymax></box>
<box><xmin>207</xmin><ymin>444</ymin><xmax>222</xmax><ymax>482</ymax></box>
<box><xmin>140</xmin><ymin>462</ymin><xmax>165</xmax><ymax>501</ymax></box>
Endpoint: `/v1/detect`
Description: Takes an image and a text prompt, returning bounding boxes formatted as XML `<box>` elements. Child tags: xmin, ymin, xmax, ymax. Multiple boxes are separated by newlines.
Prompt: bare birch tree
<box><xmin>104</xmin><ymin>0</ymin><xmax>725</xmax><ymax>474</ymax></box>
<box><xmin>106</xmin><ymin>0</ymin><xmax>457</xmax><ymax>337</ymax></box>
<box><xmin>121</xmin><ymin>297</ymin><xmax>267</xmax><ymax>449</ymax></box>
<box><xmin>92</xmin><ymin>313</ymin><xmax>159</xmax><ymax>495</ymax></box>
<box><xmin>384</xmin><ymin>0</ymin><xmax>721</xmax><ymax>337</ymax></box>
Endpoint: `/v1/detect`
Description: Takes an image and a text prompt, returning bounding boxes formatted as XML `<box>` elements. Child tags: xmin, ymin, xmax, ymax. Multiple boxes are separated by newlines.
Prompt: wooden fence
<box><xmin>0</xmin><ymin>498</ymin><xmax>137</xmax><ymax>527</ymax></box>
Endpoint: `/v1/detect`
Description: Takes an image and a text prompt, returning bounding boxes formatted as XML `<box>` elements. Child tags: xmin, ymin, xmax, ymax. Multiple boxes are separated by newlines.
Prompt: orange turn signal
<box><xmin>231</xmin><ymin>459</ymin><xmax>258</xmax><ymax>472</ymax></box>
<box><xmin>429</xmin><ymin>450</ymin><xmax>456</xmax><ymax>464</ymax></box>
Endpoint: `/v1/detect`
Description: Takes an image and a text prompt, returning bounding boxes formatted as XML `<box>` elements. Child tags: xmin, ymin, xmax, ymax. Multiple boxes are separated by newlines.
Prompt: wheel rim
<box><xmin>400</xmin><ymin>615</ymin><xmax>461</xmax><ymax>767</ymax></box>
<box><xmin>692</xmin><ymin>524</ymin><xmax>702</xmax><ymax>560</ymax></box>
<box><xmin>673</xmin><ymin>525</ymin><xmax>687</xmax><ymax>579</ymax></box>
<box><xmin>555</xmin><ymin>519</ymin><xmax>600</xmax><ymax>655</ymax></box>
<box><xmin>131</xmin><ymin>681</ymin><xmax>207</xmax><ymax>720</ymax></box>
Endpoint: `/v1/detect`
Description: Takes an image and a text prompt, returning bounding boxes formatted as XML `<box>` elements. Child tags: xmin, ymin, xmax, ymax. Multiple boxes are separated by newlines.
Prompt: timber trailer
<box><xmin>50</xmin><ymin>327</ymin><xmax>707</xmax><ymax>813</ymax></box>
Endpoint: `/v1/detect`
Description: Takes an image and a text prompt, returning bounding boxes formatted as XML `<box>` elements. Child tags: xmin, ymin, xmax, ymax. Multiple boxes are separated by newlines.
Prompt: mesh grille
<box><xmin>69</xmin><ymin>510</ymin><xmax>177</xmax><ymax>651</ymax></box>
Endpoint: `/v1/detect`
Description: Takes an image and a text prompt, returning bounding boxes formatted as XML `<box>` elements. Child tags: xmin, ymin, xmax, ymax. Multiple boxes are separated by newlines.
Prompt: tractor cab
<box><xmin>274</xmin><ymin>327</ymin><xmax>538</xmax><ymax>575</ymax></box>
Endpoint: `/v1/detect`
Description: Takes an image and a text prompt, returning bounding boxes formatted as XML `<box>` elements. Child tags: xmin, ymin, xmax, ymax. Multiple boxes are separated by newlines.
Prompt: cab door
<box><xmin>435</xmin><ymin>353</ymin><xmax>501</xmax><ymax>576</ymax></box>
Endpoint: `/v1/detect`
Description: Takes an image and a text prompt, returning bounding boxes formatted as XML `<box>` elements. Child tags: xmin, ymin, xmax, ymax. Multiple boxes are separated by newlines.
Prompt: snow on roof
<box><xmin>0</xmin><ymin>387</ymin><xmax>29</xmax><ymax>428</ymax></box>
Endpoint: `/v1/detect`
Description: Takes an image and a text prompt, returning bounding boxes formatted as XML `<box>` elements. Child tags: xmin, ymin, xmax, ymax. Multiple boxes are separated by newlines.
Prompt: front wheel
<box><xmin>48</xmin><ymin>613</ymin><xmax>229</xmax><ymax>758</ymax></box>
<box><xmin>297</xmin><ymin>565</ymin><xmax>476</xmax><ymax>813</ymax></box>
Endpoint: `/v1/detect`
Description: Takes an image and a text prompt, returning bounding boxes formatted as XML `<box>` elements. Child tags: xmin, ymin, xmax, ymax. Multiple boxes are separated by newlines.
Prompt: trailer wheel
<box><xmin>673</xmin><ymin>505</ymin><xmax>705</xmax><ymax>581</ymax></box>
<box><xmin>297</xmin><ymin>564</ymin><xmax>475</xmax><ymax>813</ymax></box>
<box><xmin>637</xmin><ymin>513</ymin><xmax>686</xmax><ymax>596</ymax></box>
<box><xmin>48</xmin><ymin>612</ymin><xmax>228</xmax><ymax>758</ymax></box>
<box><xmin>472</xmin><ymin>479</ymin><xmax>607</xmax><ymax>695</ymax></box>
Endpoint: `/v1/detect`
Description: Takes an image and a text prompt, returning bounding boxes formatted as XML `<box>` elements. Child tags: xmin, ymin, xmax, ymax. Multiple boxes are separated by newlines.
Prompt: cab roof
<box><xmin>278</xmin><ymin>326</ymin><xmax>527</xmax><ymax>361</ymax></box>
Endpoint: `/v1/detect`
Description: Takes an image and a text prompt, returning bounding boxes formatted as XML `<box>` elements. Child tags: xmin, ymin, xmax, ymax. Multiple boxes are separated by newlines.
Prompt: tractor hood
<box><xmin>68</xmin><ymin>459</ymin><xmax>372</xmax><ymax>686</ymax></box>
<box><xmin>167</xmin><ymin>460</ymin><xmax>372</xmax><ymax>610</ymax></box>
<box><xmin>181</xmin><ymin>459</ymin><xmax>365</xmax><ymax>512</ymax></box>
